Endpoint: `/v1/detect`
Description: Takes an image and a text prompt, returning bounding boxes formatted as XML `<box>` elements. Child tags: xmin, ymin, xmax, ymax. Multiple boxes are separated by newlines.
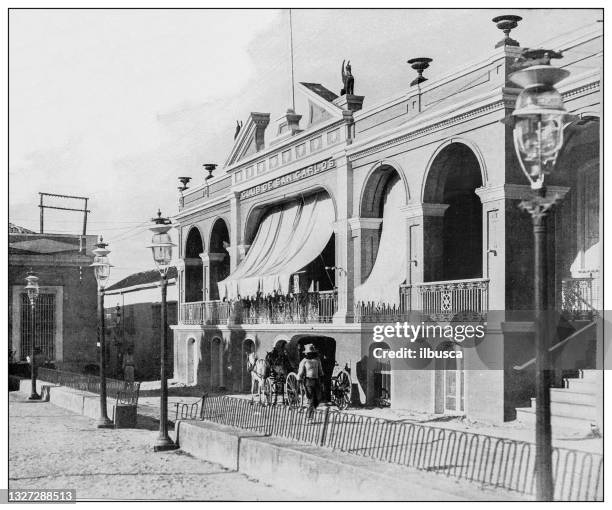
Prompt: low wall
<box><xmin>17</xmin><ymin>379</ymin><xmax>121</xmax><ymax>423</ymax></box>
<box><xmin>175</xmin><ymin>419</ymin><xmax>522</xmax><ymax>501</ymax></box>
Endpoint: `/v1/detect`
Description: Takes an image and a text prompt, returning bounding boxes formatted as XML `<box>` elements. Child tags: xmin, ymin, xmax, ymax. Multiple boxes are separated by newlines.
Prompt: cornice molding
<box><xmin>348</xmin><ymin>74</ymin><xmax>599</xmax><ymax>164</ymax></box>
<box><xmin>475</xmin><ymin>184</ymin><xmax>570</xmax><ymax>202</ymax></box>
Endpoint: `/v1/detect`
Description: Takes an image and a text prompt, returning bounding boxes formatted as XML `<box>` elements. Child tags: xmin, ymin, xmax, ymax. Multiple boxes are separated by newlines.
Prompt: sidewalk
<box><xmin>8</xmin><ymin>392</ymin><xmax>297</xmax><ymax>501</ymax></box>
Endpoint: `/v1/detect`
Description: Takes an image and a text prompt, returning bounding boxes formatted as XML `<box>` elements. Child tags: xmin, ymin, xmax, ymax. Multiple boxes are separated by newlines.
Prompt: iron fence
<box><xmin>180</xmin><ymin>395</ymin><xmax>602</xmax><ymax>501</ymax></box>
<box><xmin>37</xmin><ymin>368</ymin><xmax>140</xmax><ymax>401</ymax></box>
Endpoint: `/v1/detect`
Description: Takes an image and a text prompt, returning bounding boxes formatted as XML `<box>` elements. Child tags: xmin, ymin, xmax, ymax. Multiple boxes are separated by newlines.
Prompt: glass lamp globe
<box><xmin>509</xmin><ymin>65</ymin><xmax>570</xmax><ymax>189</ymax></box>
<box><xmin>148</xmin><ymin>211</ymin><xmax>176</xmax><ymax>275</ymax></box>
<box><xmin>24</xmin><ymin>271</ymin><xmax>40</xmax><ymax>304</ymax></box>
<box><xmin>90</xmin><ymin>238</ymin><xmax>113</xmax><ymax>288</ymax></box>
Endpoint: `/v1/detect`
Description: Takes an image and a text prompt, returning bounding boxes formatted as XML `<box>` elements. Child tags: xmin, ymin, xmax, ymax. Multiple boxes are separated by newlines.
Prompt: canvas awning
<box><xmin>354</xmin><ymin>178</ymin><xmax>407</xmax><ymax>305</ymax></box>
<box><xmin>218</xmin><ymin>192</ymin><xmax>334</xmax><ymax>300</ymax></box>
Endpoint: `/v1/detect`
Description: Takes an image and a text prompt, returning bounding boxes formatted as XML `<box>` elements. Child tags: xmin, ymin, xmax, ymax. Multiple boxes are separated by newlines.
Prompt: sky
<box><xmin>8</xmin><ymin>8</ymin><xmax>601</xmax><ymax>284</ymax></box>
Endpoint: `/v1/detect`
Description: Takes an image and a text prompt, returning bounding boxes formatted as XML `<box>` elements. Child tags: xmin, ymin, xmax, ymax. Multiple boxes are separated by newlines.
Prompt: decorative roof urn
<box><xmin>407</xmin><ymin>57</ymin><xmax>433</xmax><ymax>87</ymax></box>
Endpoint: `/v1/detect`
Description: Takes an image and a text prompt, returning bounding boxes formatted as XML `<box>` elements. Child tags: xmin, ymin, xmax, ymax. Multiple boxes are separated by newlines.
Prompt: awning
<box><xmin>218</xmin><ymin>192</ymin><xmax>334</xmax><ymax>300</ymax></box>
<box><xmin>354</xmin><ymin>178</ymin><xmax>407</xmax><ymax>305</ymax></box>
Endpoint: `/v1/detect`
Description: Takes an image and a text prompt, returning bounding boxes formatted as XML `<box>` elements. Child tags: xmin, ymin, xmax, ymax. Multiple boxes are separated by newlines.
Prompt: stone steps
<box><xmin>515</xmin><ymin>407</ymin><xmax>594</xmax><ymax>435</ymax></box>
<box><xmin>515</xmin><ymin>370</ymin><xmax>601</xmax><ymax>435</ymax></box>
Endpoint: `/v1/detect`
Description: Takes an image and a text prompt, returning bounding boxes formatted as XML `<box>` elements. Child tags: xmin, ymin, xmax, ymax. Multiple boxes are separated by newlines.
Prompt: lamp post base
<box><xmin>28</xmin><ymin>393</ymin><xmax>41</xmax><ymax>401</ymax></box>
<box><xmin>96</xmin><ymin>418</ymin><xmax>114</xmax><ymax>429</ymax></box>
<box><xmin>153</xmin><ymin>436</ymin><xmax>179</xmax><ymax>452</ymax></box>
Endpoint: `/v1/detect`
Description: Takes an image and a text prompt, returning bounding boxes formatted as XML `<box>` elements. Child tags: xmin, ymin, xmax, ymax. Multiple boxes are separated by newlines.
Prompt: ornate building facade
<box><xmin>170</xmin><ymin>23</ymin><xmax>601</xmax><ymax>428</ymax></box>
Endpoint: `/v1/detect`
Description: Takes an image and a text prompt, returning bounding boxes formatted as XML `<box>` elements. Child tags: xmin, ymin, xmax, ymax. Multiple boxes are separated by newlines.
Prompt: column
<box><xmin>200</xmin><ymin>253</ymin><xmax>227</xmax><ymax>301</ymax></box>
<box><xmin>228</xmin><ymin>192</ymin><xmax>241</xmax><ymax>272</ymax></box>
<box><xmin>332</xmin><ymin>219</ymin><xmax>354</xmax><ymax>323</ymax></box>
<box><xmin>332</xmin><ymin>154</ymin><xmax>354</xmax><ymax>324</ymax></box>
<box><xmin>348</xmin><ymin>217</ymin><xmax>383</xmax><ymax>293</ymax></box>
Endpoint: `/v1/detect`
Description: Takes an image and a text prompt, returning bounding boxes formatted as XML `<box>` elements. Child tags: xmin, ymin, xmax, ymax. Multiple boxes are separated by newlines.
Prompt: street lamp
<box><xmin>25</xmin><ymin>270</ymin><xmax>41</xmax><ymax>400</ymax></box>
<box><xmin>90</xmin><ymin>236</ymin><xmax>114</xmax><ymax>428</ymax></box>
<box><xmin>148</xmin><ymin>210</ymin><xmax>178</xmax><ymax>452</ymax></box>
<box><xmin>509</xmin><ymin>49</ymin><xmax>571</xmax><ymax>501</ymax></box>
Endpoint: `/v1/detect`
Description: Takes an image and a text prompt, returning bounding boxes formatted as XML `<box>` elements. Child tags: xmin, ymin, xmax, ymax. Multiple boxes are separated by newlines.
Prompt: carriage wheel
<box><xmin>262</xmin><ymin>378</ymin><xmax>273</xmax><ymax>406</ymax></box>
<box><xmin>285</xmin><ymin>372</ymin><xmax>300</xmax><ymax>408</ymax></box>
<box><xmin>334</xmin><ymin>370</ymin><xmax>352</xmax><ymax>410</ymax></box>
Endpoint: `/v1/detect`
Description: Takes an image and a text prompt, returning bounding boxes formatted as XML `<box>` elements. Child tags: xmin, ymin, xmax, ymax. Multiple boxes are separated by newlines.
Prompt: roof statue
<box><xmin>234</xmin><ymin>120</ymin><xmax>243</xmax><ymax>140</ymax></box>
<box><xmin>341</xmin><ymin>60</ymin><xmax>354</xmax><ymax>96</ymax></box>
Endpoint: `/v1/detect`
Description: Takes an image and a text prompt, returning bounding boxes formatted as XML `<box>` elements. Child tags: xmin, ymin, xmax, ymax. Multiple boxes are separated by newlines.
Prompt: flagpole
<box><xmin>289</xmin><ymin>8</ymin><xmax>295</xmax><ymax>111</ymax></box>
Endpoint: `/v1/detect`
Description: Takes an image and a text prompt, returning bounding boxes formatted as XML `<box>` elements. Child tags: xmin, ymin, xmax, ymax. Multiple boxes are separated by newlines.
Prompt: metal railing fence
<box><xmin>178</xmin><ymin>395</ymin><xmax>602</xmax><ymax>501</ymax></box>
<box><xmin>37</xmin><ymin>368</ymin><xmax>140</xmax><ymax>401</ymax></box>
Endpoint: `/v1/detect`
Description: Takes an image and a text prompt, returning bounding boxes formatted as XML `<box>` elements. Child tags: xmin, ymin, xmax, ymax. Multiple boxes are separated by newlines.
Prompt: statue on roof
<box><xmin>234</xmin><ymin>120</ymin><xmax>243</xmax><ymax>140</ymax></box>
<box><xmin>341</xmin><ymin>60</ymin><xmax>354</xmax><ymax>96</ymax></box>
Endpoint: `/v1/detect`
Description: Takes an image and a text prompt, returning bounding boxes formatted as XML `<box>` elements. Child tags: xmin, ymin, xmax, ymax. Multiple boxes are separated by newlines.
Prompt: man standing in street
<box><xmin>297</xmin><ymin>344</ymin><xmax>323</xmax><ymax>419</ymax></box>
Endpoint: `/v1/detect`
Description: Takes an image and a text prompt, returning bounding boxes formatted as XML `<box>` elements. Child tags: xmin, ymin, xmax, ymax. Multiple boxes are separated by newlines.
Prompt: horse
<box><xmin>246</xmin><ymin>352</ymin><xmax>270</xmax><ymax>405</ymax></box>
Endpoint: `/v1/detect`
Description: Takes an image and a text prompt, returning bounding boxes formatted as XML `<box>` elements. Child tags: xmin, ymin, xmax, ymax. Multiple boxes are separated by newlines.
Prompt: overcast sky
<box><xmin>9</xmin><ymin>8</ymin><xmax>600</xmax><ymax>284</ymax></box>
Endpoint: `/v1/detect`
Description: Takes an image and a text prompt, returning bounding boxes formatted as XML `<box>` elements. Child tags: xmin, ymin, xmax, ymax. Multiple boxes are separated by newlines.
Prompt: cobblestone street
<box><xmin>8</xmin><ymin>393</ymin><xmax>296</xmax><ymax>500</ymax></box>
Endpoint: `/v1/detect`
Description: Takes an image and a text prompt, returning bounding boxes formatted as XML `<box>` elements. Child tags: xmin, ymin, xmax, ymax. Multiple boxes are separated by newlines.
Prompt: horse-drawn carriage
<box><xmin>246</xmin><ymin>350</ymin><xmax>352</xmax><ymax>410</ymax></box>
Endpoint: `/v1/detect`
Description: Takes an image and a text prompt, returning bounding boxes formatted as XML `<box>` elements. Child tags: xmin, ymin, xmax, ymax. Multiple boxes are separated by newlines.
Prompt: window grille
<box><xmin>20</xmin><ymin>293</ymin><xmax>55</xmax><ymax>360</ymax></box>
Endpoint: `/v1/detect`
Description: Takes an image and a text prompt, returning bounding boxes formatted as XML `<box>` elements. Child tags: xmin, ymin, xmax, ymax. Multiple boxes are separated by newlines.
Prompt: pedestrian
<box><xmin>123</xmin><ymin>347</ymin><xmax>135</xmax><ymax>383</ymax></box>
<box><xmin>297</xmin><ymin>344</ymin><xmax>323</xmax><ymax>420</ymax></box>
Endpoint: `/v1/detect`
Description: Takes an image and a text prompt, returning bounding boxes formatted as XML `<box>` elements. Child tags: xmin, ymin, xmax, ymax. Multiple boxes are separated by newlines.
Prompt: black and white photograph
<box><xmin>3</xmin><ymin>3</ymin><xmax>607</xmax><ymax>504</ymax></box>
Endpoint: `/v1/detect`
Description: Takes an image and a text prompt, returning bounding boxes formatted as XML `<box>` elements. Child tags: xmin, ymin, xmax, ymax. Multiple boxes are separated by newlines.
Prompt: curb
<box><xmin>175</xmin><ymin>419</ymin><xmax>525</xmax><ymax>501</ymax></box>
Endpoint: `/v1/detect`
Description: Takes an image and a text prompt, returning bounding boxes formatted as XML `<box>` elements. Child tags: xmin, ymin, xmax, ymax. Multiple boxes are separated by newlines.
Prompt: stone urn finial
<box><xmin>407</xmin><ymin>57</ymin><xmax>433</xmax><ymax>87</ymax></box>
<box><xmin>492</xmin><ymin>15</ymin><xmax>522</xmax><ymax>48</ymax></box>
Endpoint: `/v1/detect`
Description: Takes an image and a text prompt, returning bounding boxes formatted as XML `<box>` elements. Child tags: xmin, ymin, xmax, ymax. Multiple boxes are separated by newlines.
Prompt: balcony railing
<box><xmin>179</xmin><ymin>290</ymin><xmax>337</xmax><ymax>326</ymax></box>
<box><xmin>240</xmin><ymin>291</ymin><xmax>337</xmax><ymax>324</ymax></box>
<box><xmin>561</xmin><ymin>277</ymin><xmax>598</xmax><ymax>321</ymax></box>
<box><xmin>179</xmin><ymin>300</ymin><xmax>231</xmax><ymax>325</ymax></box>
<box><xmin>416</xmin><ymin>278</ymin><xmax>489</xmax><ymax>322</ymax></box>
<box><xmin>354</xmin><ymin>284</ymin><xmax>411</xmax><ymax>323</ymax></box>
<box><xmin>354</xmin><ymin>279</ymin><xmax>489</xmax><ymax>323</ymax></box>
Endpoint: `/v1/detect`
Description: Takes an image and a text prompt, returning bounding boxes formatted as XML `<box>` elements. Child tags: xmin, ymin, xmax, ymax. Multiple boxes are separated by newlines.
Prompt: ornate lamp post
<box><xmin>90</xmin><ymin>236</ymin><xmax>114</xmax><ymax>428</ymax></box>
<box><xmin>25</xmin><ymin>271</ymin><xmax>41</xmax><ymax>400</ymax></box>
<box><xmin>509</xmin><ymin>49</ymin><xmax>571</xmax><ymax>501</ymax></box>
<box><xmin>148</xmin><ymin>210</ymin><xmax>178</xmax><ymax>452</ymax></box>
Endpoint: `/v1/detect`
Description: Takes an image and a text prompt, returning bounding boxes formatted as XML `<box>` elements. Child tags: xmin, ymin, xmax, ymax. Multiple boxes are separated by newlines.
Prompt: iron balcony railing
<box><xmin>561</xmin><ymin>277</ymin><xmax>599</xmax><ymax>321</ymax></box>
<box><xmin>176</xmin><ymin>395</ymin><xmax>602</xmax><ymax>501</ymax></box>
<box><xmin>179</xmin><ymin>300</ymin><xmax>231</xmax><ymax>325</ymax></box>
<box><xmin>37</xmin><ymin>368</ymin><xmax>140</xmax><ymax>401</ymax></box>
<box><xmin>416</xmin><ymin>278</ymin><xmax>489</xmax><ymax>322</ymax></box>
<box><xmin>354</xmin><ymin>279</ymin><xmax>489</xmax><ymax>323</ymax></box>
<box><xmin>354</xmin><ymin>284</ymin><xmax>412</xmax><ymax>323</ymax></box>
<box><xmin>240</xmin><ymin>290</ymin><xmax>337</xmax><ymax>324</ymax></box>
<box><xmin>179</xmin><ymin>290</ymin><xmax>337</xmax><ymax>326</ymax></box>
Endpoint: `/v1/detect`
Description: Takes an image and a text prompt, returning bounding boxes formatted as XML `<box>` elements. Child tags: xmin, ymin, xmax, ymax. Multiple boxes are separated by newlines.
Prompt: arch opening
<box><xmin>185</xmin><ymin>227</ymin><xmax>204</xmax><ymax>302</ymax></box>
<box><xmin>241</xmin><ymin>339</ymin><xmax>255</xmax><ymax>392</ymax></box>
<box><xmin>360</xmin><ymin>163</ymin><xmax>408</xmax><ymax>219</ymax></box>
<box><xmin>186</xmin><ymin>337</ymin><xmax>196</xmax><ymax>386</ymax></box>
<box><xmin>208</xmin><ymin>219</ymin><xmax>231</xmax><ymax>300</ymax></box>
<box><xmin>210</xmin><ymin>337</ymin><xmax>223</xmax><ymax>389</ymax></box>
<box><xmin>355</xmin><ymin>165</ymin><xmax>408</xmax><ymax>305</ymax></box>
<box><xmin>221</xmin><ymin>190</ymin><xmax>336</xmax><ymax>300</ymax></box>
<box><xmin>423</xmin><ymin>143</ymin><xmax>483</xmax><ymax>282</ymax></box>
